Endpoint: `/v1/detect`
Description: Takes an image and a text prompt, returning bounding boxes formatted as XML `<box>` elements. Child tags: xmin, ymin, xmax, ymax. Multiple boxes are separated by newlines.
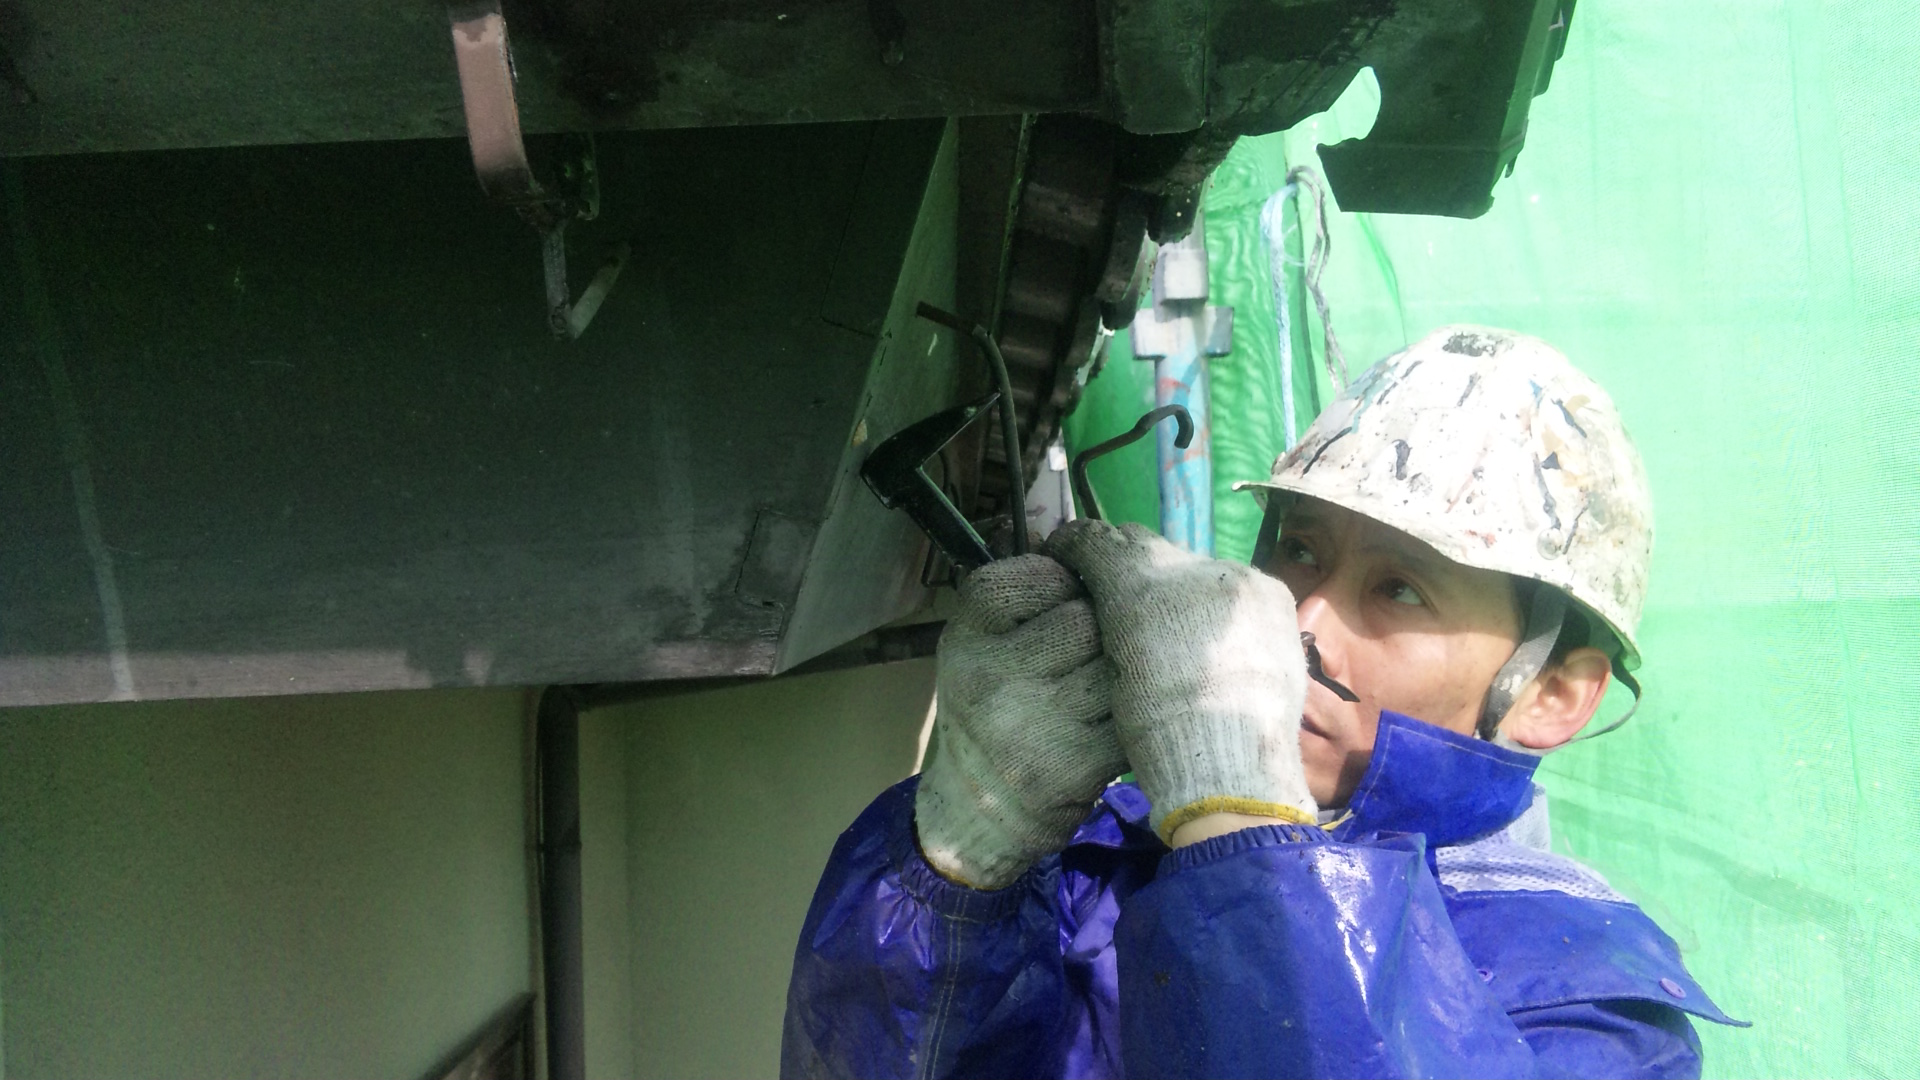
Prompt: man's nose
<box><xmin>1294</xmin><ymin>588</ymin><xmax>1333</xmax><ymax>635</ymax></box>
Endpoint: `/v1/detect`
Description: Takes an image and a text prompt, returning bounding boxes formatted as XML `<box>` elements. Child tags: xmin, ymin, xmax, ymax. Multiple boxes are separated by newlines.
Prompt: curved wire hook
<box><xmin>1300</xmin><ymin>632</ymin><xmax>1360</xmax><ymax>702</ymax></box>
<box><xmin>1069</xmin><ymin>405</ymin><xmax>1194</xmax><ymax>522</ymax></box>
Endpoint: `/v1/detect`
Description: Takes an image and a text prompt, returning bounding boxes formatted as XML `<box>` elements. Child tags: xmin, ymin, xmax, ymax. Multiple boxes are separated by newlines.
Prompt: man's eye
<box><xmin>1279</xmin><ymin>537</ymin><xmax>1318</xmax><ymax>567</ymax></box>
<box><xmin>1380</xmin><ymin>579</ymin><xmax>1425</xmax><ymax>606</ymax></box>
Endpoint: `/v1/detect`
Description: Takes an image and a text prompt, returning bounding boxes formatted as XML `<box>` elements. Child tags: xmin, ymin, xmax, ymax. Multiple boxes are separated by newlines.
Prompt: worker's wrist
<box><xmin>1169</xmin><ymin>811</ymin><xmax>1309</xmax><ymax>848</ymax></box>
<box><xmin>894</xmin><ymin>808</ymin><xmax>1031</xmax><ymax>920</ymax></box>
<box><xmin>1156</xmin><ymin>793</ymin><xmax>1317</xmax><ymax>845</ymax></box>
<box><xmin>920</xmin><ymin>849</ymin><xmax>989</xmax><ymax>888</ymax></box>
<box><xmin>912</xmin><ymin>809</ymin><xmax>1030</xmax><ymax>890</ymax></box>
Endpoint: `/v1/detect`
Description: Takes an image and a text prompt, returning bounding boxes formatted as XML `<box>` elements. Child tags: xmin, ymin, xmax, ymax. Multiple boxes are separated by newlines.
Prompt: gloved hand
<box><xmin>1046</xmin><ymin>520</ymin><xmax>1316</xmax><ymax>843</ymax></box>
<box><xmin>915</xmin><ymin>554</ymin><xmax>1126</xmax><ymax>890</ymax></box>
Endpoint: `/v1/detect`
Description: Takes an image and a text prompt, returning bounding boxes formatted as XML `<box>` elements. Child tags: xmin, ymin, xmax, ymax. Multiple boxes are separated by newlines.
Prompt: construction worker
<box><xmin>782</xmin><ymin>326</ymin><xmax>1742</xmax><ymax>1078</ymax></box>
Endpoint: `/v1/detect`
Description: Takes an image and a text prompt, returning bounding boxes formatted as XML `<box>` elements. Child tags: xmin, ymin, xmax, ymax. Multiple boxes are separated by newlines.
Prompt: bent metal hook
<box><xmin>1300</xmin><ymin>632</ymin><xmax>1360</xmax><ymax>702</ymax></box>
<box><xmin>1069</xmin><ymin>405</ymin><xmax>1357</xmax><ymax>703</ymax></box>
<box><xmin>1068</xmin><ymin>405</ymin><xmax>1194</xmax><ymax>523</ymax></box>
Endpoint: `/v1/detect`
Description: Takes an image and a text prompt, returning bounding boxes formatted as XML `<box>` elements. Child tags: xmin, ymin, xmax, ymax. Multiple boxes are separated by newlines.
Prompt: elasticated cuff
<box><xmin>885</xmin><ymin>782</ymin><xmax>1035</xmax><ymax>922</ymax></box>
<box><xmin>1160</xmin><ymin>820</ymin><xmax>1332</xmax><ymax>876</ymax></box>
<box><xmin>1154</xmin><ymin>795</ymin><xmax>1318</xmax><ymax>843</ymax></box>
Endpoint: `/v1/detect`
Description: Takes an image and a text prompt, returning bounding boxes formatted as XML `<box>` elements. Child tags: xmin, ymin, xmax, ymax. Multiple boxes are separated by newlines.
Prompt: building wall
<box><xmin>0</xmin><ymin>688</ymin><xmax>533</xmax><ymax>1079</ymax></box>
<box><xmin>586</xmin><ymin>658</ymin><xmax>933</xmax><ymax>1080</ymax></box>
<box><xmin>0</xmin><ymin>660</ymin><xmax>929</xmax><ymax>1080</ymax></box>
<box><xmin>579</xmin><ymin>704</ymin><xmax>636</xmax><ymax>1080</ymax></box>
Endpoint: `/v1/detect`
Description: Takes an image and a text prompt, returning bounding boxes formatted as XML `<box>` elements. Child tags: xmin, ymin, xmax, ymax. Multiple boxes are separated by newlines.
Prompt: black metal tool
<box><xmin>1069</xmin><ymin>405</ymin><xmax>1194</xmax><ymax>521</ymax></box>
<box><xmin>1300</xmin><ymin>632</ymin><xmax>1360</xmax><ymax>702</ymax></box>
<box><xmin>860</xmin><ymin>394</ymin><xmax>1000</xmax><ymax>570</ymax></box>
<box><xmin>914</xmin><ymin>303</ymin><xmax>1028</xmax><ymax>556</ymax></box>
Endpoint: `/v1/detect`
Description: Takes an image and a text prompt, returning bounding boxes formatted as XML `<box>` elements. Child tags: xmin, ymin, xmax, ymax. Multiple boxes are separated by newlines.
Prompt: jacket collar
<box><xmin>1332</xmin><ymin>710</ymin><xmax>1542</xmax><ymax>848</ymax></box>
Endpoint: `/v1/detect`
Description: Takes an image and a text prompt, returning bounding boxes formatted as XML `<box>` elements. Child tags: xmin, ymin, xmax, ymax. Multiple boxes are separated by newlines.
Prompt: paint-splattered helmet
<box><xmin>1238</xmin><ymin>325</ymin><xmax>1653</xmax><ymax>672</ymax></box>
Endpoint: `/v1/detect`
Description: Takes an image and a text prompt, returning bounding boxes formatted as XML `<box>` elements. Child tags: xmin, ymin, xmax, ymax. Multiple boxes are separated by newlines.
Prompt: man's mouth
<box><xmin>1299</xmin><ymin>712</ymin><xmax>1332</xmax><ymax>740</ymax></box>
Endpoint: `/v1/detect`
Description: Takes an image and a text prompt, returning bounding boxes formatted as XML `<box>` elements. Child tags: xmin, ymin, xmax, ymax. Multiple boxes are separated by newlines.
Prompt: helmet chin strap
<box><xmin>1478</xmin><ymin>585</ymin><xmax>1566</xmax><ymax>745</ymax></box>
<box><xmin>1249</xmin><ymin>497</ymin><xmax>1285</xmax><ymax>570</ymax></box>
<box><xmin>1481</xmin><ymin>585</ymin><xmax>1646</xmax><ymax>747</ymax></box>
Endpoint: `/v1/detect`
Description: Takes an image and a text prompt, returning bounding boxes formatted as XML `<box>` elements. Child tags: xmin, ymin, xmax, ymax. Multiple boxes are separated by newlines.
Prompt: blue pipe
<box><xmin>1133</xmin><ymin>210</ymin><xmax>1232</xmax><ymax>555</ymax></box>
<box><xmin>1154</xmin><ymin>352</ymin><xmax>1212</xmax><ymax>555</ymax></box>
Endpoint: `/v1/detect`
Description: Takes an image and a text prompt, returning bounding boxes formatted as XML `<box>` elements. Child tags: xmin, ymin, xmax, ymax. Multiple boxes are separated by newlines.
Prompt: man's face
<box><xmin>1261</xmin><ymin>496</ymin><xmax>1524</xmax><ymax>808</ymax></box>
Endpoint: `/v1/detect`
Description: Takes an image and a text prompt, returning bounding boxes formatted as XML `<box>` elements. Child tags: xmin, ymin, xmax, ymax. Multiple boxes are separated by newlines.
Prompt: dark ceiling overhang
<box><xmin>0</xmin><ymin>0</ymin><xmax>1578</xmax><ymax>706</ymax></box>
<box><xmin>0</xmin><ymin>121</ymin><xmax>959</xmax><ymax>705</ymax></box>
<box><xmin>0</xmin><ymin>0</ymin><xmax>1575</xmax><ymax>218</ymax></box>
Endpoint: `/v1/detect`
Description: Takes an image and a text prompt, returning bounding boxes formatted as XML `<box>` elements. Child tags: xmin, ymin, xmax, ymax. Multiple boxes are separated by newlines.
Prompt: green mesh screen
<box><xmin>1064</xmin><ymin>2</ymin><xmax>1920</xmax><ymax>1074</ymax></box>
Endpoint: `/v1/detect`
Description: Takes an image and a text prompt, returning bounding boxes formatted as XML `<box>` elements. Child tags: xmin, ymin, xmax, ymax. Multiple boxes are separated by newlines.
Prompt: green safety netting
<box><xmin>1063</xmin><ymin>2</ymin><xmax>1920</xmax><ymax>1075</ymax></box>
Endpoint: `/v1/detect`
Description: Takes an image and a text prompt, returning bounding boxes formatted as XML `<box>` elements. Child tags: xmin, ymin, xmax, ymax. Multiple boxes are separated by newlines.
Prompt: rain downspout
<box><xmin>535</xmin><ymin>686</ymin><xmax>585</xmax><ymax>1080</ymax></box>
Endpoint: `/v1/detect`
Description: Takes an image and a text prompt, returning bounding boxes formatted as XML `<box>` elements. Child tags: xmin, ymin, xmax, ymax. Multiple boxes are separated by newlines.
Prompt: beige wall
<box><xmin>0</xmin><ymin>688</ymin><xmax>533</xmax><ymax>1080</ymax></box>
<box><xmin>580</xmin><ymin>702</ymin><xmax>635</xmax><ymax>1080</ymax></box>
<box><xmin>0</xmin><ymin>661</ymin><xmax>930</xmax><ymax>1080</ymax></box>
<box><xmin>583</xmin><ymin>658</ymin><xmax>933</xmax><ymax>1080</ymax></box>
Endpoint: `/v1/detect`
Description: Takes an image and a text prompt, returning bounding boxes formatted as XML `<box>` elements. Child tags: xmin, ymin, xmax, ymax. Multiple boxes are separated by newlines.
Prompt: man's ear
<box><xmin>1500</xmin><ymin>647</ymin><xmax>1613</xmax><ymax>751</ymax></box>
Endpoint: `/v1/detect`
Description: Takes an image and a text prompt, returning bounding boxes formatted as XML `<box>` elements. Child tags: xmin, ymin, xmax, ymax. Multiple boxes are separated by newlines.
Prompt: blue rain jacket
<box><xmin>783</xmin><ymin>711</ymin><xmax>1742</xmax><ymax>1079</ymax></box>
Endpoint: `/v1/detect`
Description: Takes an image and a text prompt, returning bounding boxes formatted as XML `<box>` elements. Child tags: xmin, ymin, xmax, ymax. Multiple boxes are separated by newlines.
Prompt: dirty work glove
<box><xmin>915</xmin><ymin>554</ymin><xmax>1125</xmax><ymax>890</ymax></box>
<box><xmin>1047</xmin><ymin>520</ymin><xmax>1315</xmax><ymax>843</ymax></box>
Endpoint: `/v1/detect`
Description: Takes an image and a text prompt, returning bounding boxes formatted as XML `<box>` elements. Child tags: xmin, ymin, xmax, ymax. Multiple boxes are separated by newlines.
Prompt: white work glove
<box><xmin>915</xmin><ymin>554</ymin><xmax>1126</xmax><ymax>890</ymax></box>
<box><xmin>1047</xmin><ymin>520</ymin><xmax>1316</xmax><ymax>843</ymax></box>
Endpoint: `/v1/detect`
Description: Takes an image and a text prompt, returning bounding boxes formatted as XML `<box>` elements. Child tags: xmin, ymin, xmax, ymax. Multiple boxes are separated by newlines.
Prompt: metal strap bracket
<box><xmin>448</xmin><ymin>1</ymin><xmax>629</xmax><ymax>339</ymax></box>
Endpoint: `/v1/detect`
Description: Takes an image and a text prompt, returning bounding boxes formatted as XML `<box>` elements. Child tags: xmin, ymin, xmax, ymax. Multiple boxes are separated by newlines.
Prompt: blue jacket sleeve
<box><xmin>781</xmin><ymin>777</ymin><xmax>1077</xmax><ymax>1079</ymax></box>
<box><xmin>1115</xmin><ymin>824</ymin><xmax>1706</xmax><ymax>1080</ymax></box>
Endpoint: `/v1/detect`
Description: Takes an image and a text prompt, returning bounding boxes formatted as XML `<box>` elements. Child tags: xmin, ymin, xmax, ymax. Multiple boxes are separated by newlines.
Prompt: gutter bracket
<box><xmin>448</xmin><ymin>1</ymin><xmax>629</xmax><ymax>339</ymax></box>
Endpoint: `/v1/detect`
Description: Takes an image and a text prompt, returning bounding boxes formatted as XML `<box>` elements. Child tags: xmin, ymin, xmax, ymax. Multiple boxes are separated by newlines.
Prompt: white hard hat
<box><xmin>1240</xmin><ymin>325</ymin><xmax>1653</xmax><ymax>685</ymax></box>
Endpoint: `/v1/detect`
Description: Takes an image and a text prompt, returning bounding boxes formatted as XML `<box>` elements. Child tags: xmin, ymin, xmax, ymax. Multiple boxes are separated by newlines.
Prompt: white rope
<box><xmin>1258</xmin><ymin>188</ymin><xmax>1301</xmax><ymax>449</ymax></box>
<box><xmin>1285</xmin><ymin>166</ymin><xmax>1348</xmax><ymax>392</ymax></box>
